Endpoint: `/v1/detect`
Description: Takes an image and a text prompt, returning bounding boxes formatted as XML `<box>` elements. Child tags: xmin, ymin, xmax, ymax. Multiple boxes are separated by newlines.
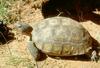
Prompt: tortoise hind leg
<box><xmin>27</xmin><ymin>41</ymin><xmax>41</xmax><ymax>61</ymax></box>
<box><xmin>91</xmin><ymin>50</ymin><xmax>99</xmax><ymax>62</ymax></box>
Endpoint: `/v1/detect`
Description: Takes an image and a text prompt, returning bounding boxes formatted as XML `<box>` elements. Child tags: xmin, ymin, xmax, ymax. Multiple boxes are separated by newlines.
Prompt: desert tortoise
<box><xmin>15</xmin><ymin>16</ymin><xmax>98</xmax><ymax>61</ymax></box>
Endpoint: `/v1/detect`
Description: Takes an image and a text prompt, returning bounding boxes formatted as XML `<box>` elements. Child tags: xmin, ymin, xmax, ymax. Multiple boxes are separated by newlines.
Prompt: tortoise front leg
<box><xmin>27</xmin><ymin>41</ymin><xmax>41</xmax><ymax>60</ymax></box>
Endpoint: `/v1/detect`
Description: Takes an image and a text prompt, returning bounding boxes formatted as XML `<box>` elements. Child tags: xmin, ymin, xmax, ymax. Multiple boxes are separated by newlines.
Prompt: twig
<box><xmin>56</xmin><ymin>9</ymin><xmax>63</xmax><ymax>16</ymax></box>
<box><xmin>0</xmin><ymin>31</ymin><xmax>12</xmax><ymax>56</ymax></box>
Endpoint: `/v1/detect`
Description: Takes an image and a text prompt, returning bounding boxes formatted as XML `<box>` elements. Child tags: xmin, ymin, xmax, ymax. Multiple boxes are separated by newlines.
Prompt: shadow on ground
<box><xmin>42</xmin><ymin>0</ymin><xmax>100</xmax><ymax>25</ymax></box>
<box><xmin>37</xmin><ymin>53</ymin><xmax>91</xmax><ymax>62</ymax></box>
<box><xmin>0</xmin><ymin>22</ymin><xmax>15</xmax><ymax>44</ymax></box>
<box><xmin>49</xmin><ymin>54</ymin><xmax>91</xmax><ymax>61</ymax></box>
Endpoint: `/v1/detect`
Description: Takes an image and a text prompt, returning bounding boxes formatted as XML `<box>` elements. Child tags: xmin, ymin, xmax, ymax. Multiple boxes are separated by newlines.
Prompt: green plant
<box><xmin>0</xmin><ymin>0</ymin><xmax>16</xmax><ymax>24</ymax></box>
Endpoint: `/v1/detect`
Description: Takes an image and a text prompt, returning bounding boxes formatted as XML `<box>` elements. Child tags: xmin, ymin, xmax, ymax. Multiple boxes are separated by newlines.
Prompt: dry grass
<box><xmin>0</xmin><ymin>0</ymin><xmax>45</xmax><ymax>24</ymax></box>
<box><xmin>0</xmin><ymin>0</ymin><xmax>100</xmax><ymax>68</ymax></box>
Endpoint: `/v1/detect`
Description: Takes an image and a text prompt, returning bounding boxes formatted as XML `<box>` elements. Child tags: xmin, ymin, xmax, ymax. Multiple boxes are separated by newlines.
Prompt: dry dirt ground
<box><xmin>0</xmin><ymin>1</ymin><xmax>100</xmax><ymax>68</ymax></box>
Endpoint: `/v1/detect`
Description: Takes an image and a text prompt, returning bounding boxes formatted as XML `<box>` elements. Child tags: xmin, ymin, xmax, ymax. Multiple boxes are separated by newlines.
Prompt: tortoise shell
<box><xmin>32</xmin><ymin>16</ymin><xmax>92</xmax><ymax>56</ymax></box>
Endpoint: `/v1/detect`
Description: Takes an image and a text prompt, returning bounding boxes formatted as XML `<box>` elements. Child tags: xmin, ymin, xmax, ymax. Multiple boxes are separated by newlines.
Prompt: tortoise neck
<box><xmin>29</xmin><ymin>34</ymin><xmax>32</xmax><ymax>41</ymax></box>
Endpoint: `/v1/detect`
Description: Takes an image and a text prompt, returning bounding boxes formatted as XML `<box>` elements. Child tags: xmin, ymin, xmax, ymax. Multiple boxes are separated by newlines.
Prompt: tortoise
<box><xmin>14</xmin><ymin>16</ymin><xmax>98</xmax><ymax>61</ymax></box>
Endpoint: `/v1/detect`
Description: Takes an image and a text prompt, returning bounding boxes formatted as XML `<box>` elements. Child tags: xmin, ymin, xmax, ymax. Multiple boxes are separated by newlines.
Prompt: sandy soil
<box><xmin>0</xmin><ymin>0</ymin><xmax>100</xmax><ymax>68</ymax></box>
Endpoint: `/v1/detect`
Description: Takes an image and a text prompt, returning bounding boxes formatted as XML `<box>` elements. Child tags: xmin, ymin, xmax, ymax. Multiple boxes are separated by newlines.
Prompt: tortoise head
<box><xmin>14</xmin><ymin>22</ymin><xmax>33</xmax><ymax>36</ymax></box>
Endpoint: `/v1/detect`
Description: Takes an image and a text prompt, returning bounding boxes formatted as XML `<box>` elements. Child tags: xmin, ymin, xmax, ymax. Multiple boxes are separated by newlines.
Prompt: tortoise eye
<box><xmin>16</xmin><ymin>23</ymin><xmax>22</xmax><ymax>28</ymax></box>
<box><xmin>18</xmin><ymin>25</ymin><xmax>22</xmax><ymax>28</ymax></box>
